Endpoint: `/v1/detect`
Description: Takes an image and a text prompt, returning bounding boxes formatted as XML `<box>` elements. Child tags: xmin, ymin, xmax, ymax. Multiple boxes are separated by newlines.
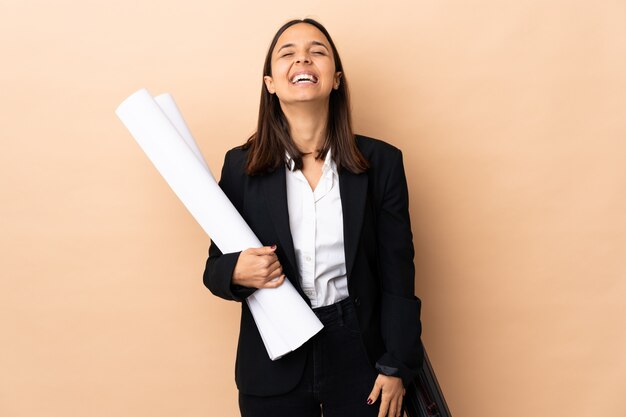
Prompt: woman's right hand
<box><xmin>232</xmin><ymin>245</ymin><xmax>286</xmax><ymax>289</ymax></box>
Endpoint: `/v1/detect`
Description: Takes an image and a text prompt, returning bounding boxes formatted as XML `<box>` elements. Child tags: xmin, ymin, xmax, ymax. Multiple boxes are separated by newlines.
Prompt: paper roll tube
<box><xmin>115</xmin><ymin>88</ymin><xmax>323</xmax><ymax>360</ymax></box>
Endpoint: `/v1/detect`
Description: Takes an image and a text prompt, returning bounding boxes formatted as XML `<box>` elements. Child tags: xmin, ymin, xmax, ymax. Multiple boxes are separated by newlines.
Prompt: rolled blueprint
<box><xmin>115</xmin><ymin>88</ymin><xmax>324</xmax><ymax>360</ymax></box>
<box><xmin>153</xmin><ymin>93</ymin><xmax>210</xmax><ymax>172</ymax></box>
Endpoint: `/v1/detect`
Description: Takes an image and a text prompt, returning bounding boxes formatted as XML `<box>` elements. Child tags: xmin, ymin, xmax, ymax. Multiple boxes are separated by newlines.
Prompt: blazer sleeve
<box><xmin>374</xmin><ymin>148</ymin><xmax>424</xmax><ymax>388</ymax></box>
<box><xmin>202</xmin><ymin>149</ymin><xmax>258</xmax><ymax>302</ymax></box>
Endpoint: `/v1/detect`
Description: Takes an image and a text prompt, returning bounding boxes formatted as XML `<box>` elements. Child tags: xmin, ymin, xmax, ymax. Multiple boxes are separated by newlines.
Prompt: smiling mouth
<box><xmin>290</xmin><ymin>73</ymin><xmax>319</xmax><ymax>84</ymax></box>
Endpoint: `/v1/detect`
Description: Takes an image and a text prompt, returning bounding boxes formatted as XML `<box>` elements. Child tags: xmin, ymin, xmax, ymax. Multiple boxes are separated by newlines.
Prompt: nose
<box><xmin>295</xmin><ymin>51</ymin><xmax>311</xmax><ymax>64</ymax></box>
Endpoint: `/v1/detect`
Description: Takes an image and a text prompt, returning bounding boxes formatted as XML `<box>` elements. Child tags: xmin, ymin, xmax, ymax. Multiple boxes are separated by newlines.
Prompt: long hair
<box><xmin>242</xmin><ymin>18</ymin><xmax>369</xmax><ymax>176</ymax></box>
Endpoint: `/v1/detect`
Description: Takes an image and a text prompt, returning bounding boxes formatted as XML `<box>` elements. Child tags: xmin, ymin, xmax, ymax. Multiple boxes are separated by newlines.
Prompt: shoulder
<box><xmin>355</xmin><ymin>134</ymin><xmax>403</xmax><ymax>163</ymax></box>
<box><xmin>224</xmin><ymin>143</ymin><xmax>249</xmax><ymax>167</ymax></box>
<box><xmin>216</xmin><ymin>144</ymin><xmax>250</xmax><ymax>210</ymax></box>
<box><xmin>218</xmin><ymin>144</ymin><xmax>250</xmax><ymax>189</ymax></box>
<box><xmin>220</xmin><ymin>143</ymin><xmax>252</xmax><ymax>183</ymax></box>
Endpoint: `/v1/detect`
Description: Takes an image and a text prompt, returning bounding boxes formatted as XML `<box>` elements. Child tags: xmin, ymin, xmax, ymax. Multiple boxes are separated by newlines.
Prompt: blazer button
<box><xmin>354</xmin><ymin>297</ymin><xmax>361</xmax><ymax>306</ymax></box>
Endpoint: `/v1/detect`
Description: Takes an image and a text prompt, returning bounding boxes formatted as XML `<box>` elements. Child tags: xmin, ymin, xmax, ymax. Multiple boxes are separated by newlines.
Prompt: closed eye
<box><xmin>280</xmin><ymin>51</ymin><xmax>325</xmax><ymax>57</ymax></box>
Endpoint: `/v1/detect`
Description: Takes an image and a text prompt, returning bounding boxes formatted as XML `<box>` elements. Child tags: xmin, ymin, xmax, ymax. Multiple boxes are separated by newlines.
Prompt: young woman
<box><xmin>203</xmin><ymin>18</ymin><xmax>423</xmax><ymax>417</ymax></box>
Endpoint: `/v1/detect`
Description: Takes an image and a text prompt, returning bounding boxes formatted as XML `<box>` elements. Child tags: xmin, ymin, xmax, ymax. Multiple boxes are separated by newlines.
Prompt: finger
<box><xmin>377</xmin><ymin>392</ymin><xmax>390</xmax><ymax>417</ymax></box>
<box><xmin>261</xmin><ymin>274</ymin><xmax>285</xmax><ymax>288</ymax></box>
<box><xmin>253</xmin><ymin>256</ymin><xmax>278</xmax><ymax>279</ymax></box>
<box><xmin>249</xmin><ymin>245</ymin><xmax>277</xmax><ymax>256</ymax></box>
<box><xmin>271</xmin><ymin>274</ymin><xmax>287</xmax><ymax>288</ymax></box>
<box><xmin>387</xmin><ymin>395</ymin><xmax>397</xmax><ymax>417</ymax></box>
<box><xmin>393</xmin><ymin>395</ymin><xmax>402</xmax><ymax>417</ymax></box>
<box><xmin>266</xmin><ymin>259</ymin><xmax>283</xmax><ymax>277</ymax></box>
<box><xmin>367</xmin><ymin>379</ymin><xmax>382</xmax><ymax>405</ymax></box>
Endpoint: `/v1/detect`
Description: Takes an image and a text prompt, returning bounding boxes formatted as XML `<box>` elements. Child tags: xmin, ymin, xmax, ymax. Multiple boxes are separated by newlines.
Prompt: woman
<box><xmin>203</xmin><ymin>18</ymin><xmax>423</xmax><ymax>417</ymax></box>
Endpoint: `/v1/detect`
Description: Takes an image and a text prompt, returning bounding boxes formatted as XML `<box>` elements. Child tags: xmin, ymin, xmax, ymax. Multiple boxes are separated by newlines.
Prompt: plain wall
<box><xmin>1</xmin><ymin>1</ymin><xmax>625</xmax><ymax>416</ymax></box>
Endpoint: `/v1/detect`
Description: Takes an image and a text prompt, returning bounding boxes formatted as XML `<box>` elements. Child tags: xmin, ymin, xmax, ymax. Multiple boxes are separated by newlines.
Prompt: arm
<box><xmin>202</xmin><ymin>149</ymin><xmax>258</xmax><ymax>302</ymax></box>
<box><xmin>374</xmin><ymin>148</ymin><xmax>424</xmax><ymax>388</ymax></box>
<box><xmin>204</xmin><ymin>242</ymin><xmax>258</xmax><ymax>302</ymax></box>
<box><xmin>203</xmin><ymin>149</ymin><xmax>285</xmax><ymax>300</ymax></box>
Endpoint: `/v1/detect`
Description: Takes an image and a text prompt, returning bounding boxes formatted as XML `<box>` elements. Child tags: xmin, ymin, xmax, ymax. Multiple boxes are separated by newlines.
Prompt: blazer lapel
<box><xmin>262</xmin><ymin>165</ymin><xmax>302</xmax><ymax>289</ymax></box>
<box><xmin>339</xmin><ymin>167</ymin><xmax>369</xmax><ymax>283</ymax></box>
<box><xmin>262</xmin><ymin>160</ymin><xmax>369</xmax><ymax>295</ymax></box>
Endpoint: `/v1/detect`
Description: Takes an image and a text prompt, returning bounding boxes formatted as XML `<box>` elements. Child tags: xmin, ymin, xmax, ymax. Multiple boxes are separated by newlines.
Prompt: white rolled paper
<box><xmin>153</xmin><ymin>93</ymin><xmax>210</xmax><ymax>172</ymax></box>
<box><xmin>115</xmin><ymin>88</ymin><xmax>323</xmax><ymax>360</ymax></box>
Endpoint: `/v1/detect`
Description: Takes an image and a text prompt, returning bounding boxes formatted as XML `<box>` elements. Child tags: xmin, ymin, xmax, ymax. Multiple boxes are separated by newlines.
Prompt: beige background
<box><xmin>1</xmin><ymin>0</ymin><xmax>625</xmax><ymax>416</ymax></box>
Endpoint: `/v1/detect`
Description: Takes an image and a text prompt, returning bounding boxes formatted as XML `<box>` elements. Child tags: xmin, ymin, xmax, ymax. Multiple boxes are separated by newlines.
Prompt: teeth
<box><xmin>291</xmin><ymin>73</ymin><xmax>317</xmax><ymax>83</ymax></box>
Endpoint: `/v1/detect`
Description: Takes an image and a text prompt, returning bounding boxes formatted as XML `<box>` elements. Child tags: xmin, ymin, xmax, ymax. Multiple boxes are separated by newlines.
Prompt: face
<box><xmin>263</xmin><ymin>23</ymin><xmax>342</xmax><ymax>105</ymax></box>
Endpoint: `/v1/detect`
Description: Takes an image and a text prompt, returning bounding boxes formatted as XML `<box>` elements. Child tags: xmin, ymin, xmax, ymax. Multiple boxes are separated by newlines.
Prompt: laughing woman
<box><xmin>203</xmin><ymin>18</ymin><xmax>423</xmax><ymax>417</ymax></box>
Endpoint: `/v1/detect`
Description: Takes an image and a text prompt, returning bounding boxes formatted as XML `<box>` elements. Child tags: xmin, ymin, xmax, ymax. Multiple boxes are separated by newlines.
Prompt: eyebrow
<box><xmin>276</xmin><ymin>40</ymin><xmax>329</xmax><ymax>54</ymax></box>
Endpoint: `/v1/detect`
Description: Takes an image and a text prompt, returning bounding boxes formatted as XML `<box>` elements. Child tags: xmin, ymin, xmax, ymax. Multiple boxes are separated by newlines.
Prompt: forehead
<box><xmin>274</xmin><ymin>23</ymin><xmax>330</xmax><ymax>52</ymax></box>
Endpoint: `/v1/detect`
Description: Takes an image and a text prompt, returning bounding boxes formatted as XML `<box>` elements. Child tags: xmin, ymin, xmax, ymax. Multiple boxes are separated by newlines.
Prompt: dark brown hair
<box><xmin>242</xmin><ymin>18</ymin><xmax>369</xmax><ymax>175</ymax></box>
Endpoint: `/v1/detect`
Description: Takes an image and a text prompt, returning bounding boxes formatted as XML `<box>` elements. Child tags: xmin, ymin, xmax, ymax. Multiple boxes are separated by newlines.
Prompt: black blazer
<box><xmin>203</xmin><ymin>134</ymin><xmax>423</xmax><ymax>396</ymax></box>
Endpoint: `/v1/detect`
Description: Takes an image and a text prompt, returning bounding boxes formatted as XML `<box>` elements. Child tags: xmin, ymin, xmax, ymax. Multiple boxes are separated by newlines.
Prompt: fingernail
<box><xmin>367</xmin><ymin>398</ymin><xmax>372</xmax><ymax>405</ymax></box>
<box><xmin>271</xmin><ymin>244</ymin><xmax>276</xmax><ymax>249</ymax></box>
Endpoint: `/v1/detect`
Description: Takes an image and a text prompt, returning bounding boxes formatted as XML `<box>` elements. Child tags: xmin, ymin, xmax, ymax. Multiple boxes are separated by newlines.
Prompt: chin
<box><xmin>280</xmin><ymin>94</ymin><xmax>328</xmax><ymax>104</ymax></box>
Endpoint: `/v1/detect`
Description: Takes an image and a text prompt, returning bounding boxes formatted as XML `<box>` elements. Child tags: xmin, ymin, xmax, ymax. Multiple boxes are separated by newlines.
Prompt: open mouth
<box><xmin>290</xmin><ymin>73</ymin><xmax>319</xmax><ymax>84</ymax></box>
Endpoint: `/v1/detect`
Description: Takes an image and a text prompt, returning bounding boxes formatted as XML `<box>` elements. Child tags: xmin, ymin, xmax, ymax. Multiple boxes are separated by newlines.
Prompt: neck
<box><xmin>280</xmin><ymin>100</ymin><xmax>329</xmax><ymax>155</ymax></box>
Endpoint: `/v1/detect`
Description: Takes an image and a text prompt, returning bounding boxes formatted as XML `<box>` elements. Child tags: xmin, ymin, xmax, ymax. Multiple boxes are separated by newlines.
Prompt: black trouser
<box><xmin>239</xmin><ymin>296</ymin><xmax>384</xmax><ymax>417</ymax></box>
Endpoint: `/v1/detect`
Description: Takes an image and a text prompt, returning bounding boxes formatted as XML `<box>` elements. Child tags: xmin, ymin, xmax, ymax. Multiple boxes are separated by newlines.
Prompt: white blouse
<box><xmin>285</xmin><ymin>148</ymin><xmax>349</xmax><ymax>308</ymax></box>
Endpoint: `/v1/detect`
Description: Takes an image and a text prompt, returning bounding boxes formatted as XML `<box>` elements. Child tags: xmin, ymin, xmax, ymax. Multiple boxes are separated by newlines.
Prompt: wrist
<box><xmin>375</xmin><ymin>360</ymin><xmax>415</xmax><ymax>388</ymax></box>
<box><xmin>231</xmin><ymin>263</ymin><xmax>245</xmax><ymax>286</ymax></box>
<box><xmin>231</xmin><ymin>270</ymin><xmax>240</xmax><ymax>285</ymax></box>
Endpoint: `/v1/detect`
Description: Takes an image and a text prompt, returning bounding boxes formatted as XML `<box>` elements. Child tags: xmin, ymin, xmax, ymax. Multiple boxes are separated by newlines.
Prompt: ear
<box><xmin>263</xmin><ymin>75</ymin><xmax>275</xmax><ymax>94</ymax></box>
<box><xmin>334</xmin><ymin>71</ymin><xmax>343</xmax><ymax>89</ymax></box>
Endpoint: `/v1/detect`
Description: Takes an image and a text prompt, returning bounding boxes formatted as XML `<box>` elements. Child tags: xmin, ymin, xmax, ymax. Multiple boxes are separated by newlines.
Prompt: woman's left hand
<box><xmin>367</xmin><ymin>373</ymin><xmax>406</xmax><ymax>417</ymax></box>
